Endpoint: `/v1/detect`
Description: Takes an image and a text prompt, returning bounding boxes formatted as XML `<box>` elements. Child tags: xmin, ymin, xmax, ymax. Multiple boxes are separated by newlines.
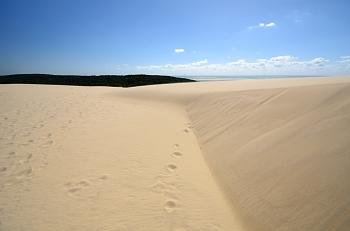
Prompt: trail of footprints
<box><xmin>2</xmin><ymin>151</ymin><xmax>34</xmax><ymax>186</ymax></box>
<box><xmin>0</xmin><ymin>123</ymin><xmax>54</xmax><ymax>187</ymax></box>
<box><xmin>0</xmin><ymin>94</ymin><xmax>88</xmax><ymax>192</ymax></box>
<box><xmin>182</xmin><ymin>122</ymin><xmax>192</xmax><ymax>134</ymax></box>
<box><xmin>62</xmin><ymin>174</ymin><xmax>109</xmax><ymax>196</ymax></box>
<box><xmin>151</xmin><ymin>122</ymin><xmax>192</xmax><ymax>217</ymax></box>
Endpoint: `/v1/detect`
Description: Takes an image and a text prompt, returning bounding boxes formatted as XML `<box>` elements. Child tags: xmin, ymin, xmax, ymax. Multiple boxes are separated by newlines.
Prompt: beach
<box><xmin>1</xmin><ymin>76</ymin><xmax>350</xmax><ymax>230</ymax></box>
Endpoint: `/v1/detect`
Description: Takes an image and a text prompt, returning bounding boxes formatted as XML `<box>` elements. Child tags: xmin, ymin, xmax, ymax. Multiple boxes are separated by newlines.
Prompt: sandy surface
<box><xmin>1</xmin><ymin>76</ymin><xmax>350</xmax><ymax>230</ymax></box>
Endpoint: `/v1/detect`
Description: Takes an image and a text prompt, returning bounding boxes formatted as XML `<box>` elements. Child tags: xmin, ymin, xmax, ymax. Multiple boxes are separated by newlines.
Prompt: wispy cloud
<box><xmin>249</xmin><ymin>22</ymin><xmax>276</xmax><ymax>29</ymax></box>
<box><xmin>175</xmin><ymin>49</ymin><xmax>185</xmax><ymax>53</ymax></box>
<box><xmin>338</xmin><ymin>56</ymin><xmax>350</xmax><ymax>69</ymax></box>
<box><xmin>138</xmin><ymin>59</ymin><xmax>208</xmax><ymax>71</ymax></box>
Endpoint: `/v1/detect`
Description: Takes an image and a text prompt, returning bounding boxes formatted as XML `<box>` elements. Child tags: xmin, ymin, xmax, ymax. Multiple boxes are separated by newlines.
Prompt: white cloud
<box><xmin>227</xmin><ymin>59</ymin><xmax>247</xmax><ymax>67</ymax></box>
<box><xmin>308</xmin><ymin>57</ymin><xmax>328</xmax><ymax>66</ymax></box>
<box><xmin>341</xmin><ymin>56</ymin><xmax>350</xmax><ymax>60</ymax></box>
<box><xmin>191</xmin><ymin>59</ymin><xmax>208</xmax><ymax>66</ymax></box>
<box><xmin>136</xmin><ymin>55</ymin><xmax>344</xmax><ymax>75</ymax></box>
<box><xmin>249</xmin><ymin>22</ymin><xmax>276</xmax><ymax>29</ymax></box>
<box><xmin>270</xmin><ymin>55</ymin><xmax>296</xmax><ymax>62</ymax></box>
<box><xmin>137</xmin><ymin>59</ymin><xmax>209</xmax><ymax>71</ymax></box>
<box><xmin>175</xmin><ymin>49</ymin><xmax>185</xmax><ymax>53</ymax></box>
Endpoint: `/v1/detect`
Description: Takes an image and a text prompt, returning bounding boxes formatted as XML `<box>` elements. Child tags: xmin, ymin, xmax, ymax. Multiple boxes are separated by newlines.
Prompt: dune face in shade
<box><xmin>186</xmin><ymin>78</ymin><xmax>350</xmax><ymax>231</ymax></box>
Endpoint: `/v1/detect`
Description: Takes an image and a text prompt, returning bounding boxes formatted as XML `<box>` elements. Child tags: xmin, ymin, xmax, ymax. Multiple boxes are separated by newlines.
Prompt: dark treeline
<box><xmin>0</xmin><ymin>74</ymin><xmax>195</xmax><ymax>87</ymax></box>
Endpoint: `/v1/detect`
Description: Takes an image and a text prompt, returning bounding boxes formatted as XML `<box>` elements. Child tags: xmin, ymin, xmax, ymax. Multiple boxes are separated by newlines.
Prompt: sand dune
<box><xmin>0</xmin><ymin>84</ymin><xmax>239</xmax><ymax>230</ymax></box>
<box><xmin>187</xmin><ymin>81</ymin><xmax>350</xmax><ymax>230</ymax></box>
<box><xmin>1</xmin><ymin>76</ymin><xmax>350</xmax><ymax>230</ymax></box>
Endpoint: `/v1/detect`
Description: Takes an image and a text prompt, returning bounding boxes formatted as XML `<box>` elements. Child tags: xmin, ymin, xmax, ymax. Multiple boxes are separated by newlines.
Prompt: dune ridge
<box><xmin>117</xmin><ymin>76</ymin><xmax>350</xmax><ymax>230</ymax></box>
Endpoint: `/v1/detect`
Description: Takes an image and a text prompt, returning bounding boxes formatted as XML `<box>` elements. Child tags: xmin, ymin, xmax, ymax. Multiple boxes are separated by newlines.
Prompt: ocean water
<box><xmin>179</xmin><ymin>75</ymin><xmax>322</xmax><ymax>82</ymax></box>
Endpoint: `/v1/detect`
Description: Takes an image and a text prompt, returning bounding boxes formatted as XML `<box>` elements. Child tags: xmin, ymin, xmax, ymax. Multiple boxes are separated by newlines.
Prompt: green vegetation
<box><xmin>0</xmin><ymin>74</ymin><xmax>196</xmax><ymax>87</ymax></box>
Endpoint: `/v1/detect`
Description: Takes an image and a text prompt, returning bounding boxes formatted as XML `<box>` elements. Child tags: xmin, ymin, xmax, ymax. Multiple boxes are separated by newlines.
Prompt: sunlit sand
<box><xmin>1</xmin><ymin>76</ymin><xmax>349</xmax><ymax>230</ymax></box>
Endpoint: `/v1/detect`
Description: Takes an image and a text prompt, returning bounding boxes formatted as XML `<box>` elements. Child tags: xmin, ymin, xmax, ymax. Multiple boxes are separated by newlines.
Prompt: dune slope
<box><xmin>187</xmin><ymin>80</ymin><xmax>350</xmax><ymax>230</ymax></box>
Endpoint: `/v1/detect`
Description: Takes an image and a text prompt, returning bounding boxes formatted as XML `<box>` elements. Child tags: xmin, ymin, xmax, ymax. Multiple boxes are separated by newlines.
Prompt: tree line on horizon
<box><xmin>0</xmin><ymin>74</ymin><xmax>195</xmax><ymax>87</ymax></box>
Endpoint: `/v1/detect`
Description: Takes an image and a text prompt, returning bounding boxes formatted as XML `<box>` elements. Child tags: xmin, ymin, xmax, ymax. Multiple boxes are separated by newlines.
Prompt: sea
<box><xmin>178</xmin><ymin>75</ymin><xmax>323</xmax><ymax>82</ymax></box>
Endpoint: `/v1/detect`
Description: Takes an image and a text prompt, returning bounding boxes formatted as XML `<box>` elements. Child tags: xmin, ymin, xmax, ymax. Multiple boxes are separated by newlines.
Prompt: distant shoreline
<box><xmin>178</xmin><ymin>75</ymin><xmax>327</xmax><ymax>82</ymax></box>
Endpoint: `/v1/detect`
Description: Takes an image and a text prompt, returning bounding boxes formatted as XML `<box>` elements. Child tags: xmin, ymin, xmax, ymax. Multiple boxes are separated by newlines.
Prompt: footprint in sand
<box><xmin>4</xmin><ymin>151</ymin><xmax>15</xmax><ymax>158</ymax></box>
<box><xmin>172</xmin><ymin>151</ymin><xmax>183</xmax><ymax>158</ymax></box>
<box><xmin>20</xmin><ymin>153</ymin><xmax>32</xmax><ymax>164</ymax></box>
<box><xmin>98</xmin><ymin>174</ymin><xmax>109</xmax><ymax>181</ymax></box>
<box><xmin>78</xmin><ymin>180</ymin><xmax>91</xmax><ymax>187</ymax></box>
<box><xmin>173</xmin><ymin>144</ymin><xmax>180</xmax><ymax>148</ymax></box>
<box><xmin>13</xmin><ymin>167</ymin><xmax>32</xmax><ymax>178</ymax></box>
<box><xmin>60</xmin><ymin>120</ymin><xmax>73</xmax><ymax>129</ymax></box>
<box><xmin>40</xmin><ymin>140</ymin><xmax>53</xmax><ymax>149</ymax></box>
<box><xmin>64</xmin><ymin>175</ymin><xmax>107</xmax><ymax>195</ymax></box>
<box><xmin>0</xmin><ymin>167</ymin><xmax>7</xmax><ymax>173</ymax></box>
<box><xmin>163</xmin><ymin>200</ymin><xmax>177</xmax><ymax>213</ymax></box>
<box><xmin>166</xmin><ymin>163</ymin><xmax>177</xmax><ymax>171</ymax></box>
<box><xmin>184</xmin><ymin>122</ymin><xmax>192</xmax><ymax>128</ymax></box>
<box><xmin>21</xmin><ymin>140</ymin><xmax>34</xmax><ymax>146</ymax></box>
<box><xmin>41</xmin><ymin>133</ymin><xmax>51</xmax><ymax>140</ymax></box>
<box><xmin>33</xmin><ymin>124</ymin><xmax>44</xmax><ymax>129</ymax></box>
<box><xmin>3</xmin><ymin>142</ymin><xmax>14</xmax><ymax>148</ymax></box>
<box><xmin>182</xmin><ymin>129</ymin><xmax>190</xmax><ymax>133</ymax></box>
<box><xmin>6</xmin><ymin>167</ymin><xmax>33</xmax><ymax>186</ymax></box>
<box><xmin>8</xmin><ymin>134</ymin><xmax>16</xmax><ymax>140</ymax></box>
<box><xmin>65</xmin><ymin>180</ymin><xmax>91</xmax><ymax>195</ymax></box>
<box><xmin>23</xmin><ymin>132</ymin><xmax>32</xmax><ymax>137</ymax></box>
<box><xmin>67</xmin><ymin>186</ymin><xmax>82</xmax><ymax>194</ymax></box>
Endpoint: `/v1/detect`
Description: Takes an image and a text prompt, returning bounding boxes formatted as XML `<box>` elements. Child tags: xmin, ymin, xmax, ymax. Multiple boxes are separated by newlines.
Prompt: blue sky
<box><xmin>1</xmin><ymin>0</ymin><xmax>350</xmax><ymax>76</ymax></box>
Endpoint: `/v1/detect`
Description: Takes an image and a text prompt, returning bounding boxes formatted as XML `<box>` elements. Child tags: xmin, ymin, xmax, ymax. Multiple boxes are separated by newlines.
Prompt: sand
<box><xmin>0</xmin><ymin>76</ymin><xmax>349</xmax><ymax>230</ymax></box>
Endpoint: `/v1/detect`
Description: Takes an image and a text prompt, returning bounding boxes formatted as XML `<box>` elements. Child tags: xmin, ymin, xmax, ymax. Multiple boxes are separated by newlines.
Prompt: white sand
<box><xmin>1</xmin><ymin>76</ymin><xmax>350</xmax><ymax>230</ymax></box>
